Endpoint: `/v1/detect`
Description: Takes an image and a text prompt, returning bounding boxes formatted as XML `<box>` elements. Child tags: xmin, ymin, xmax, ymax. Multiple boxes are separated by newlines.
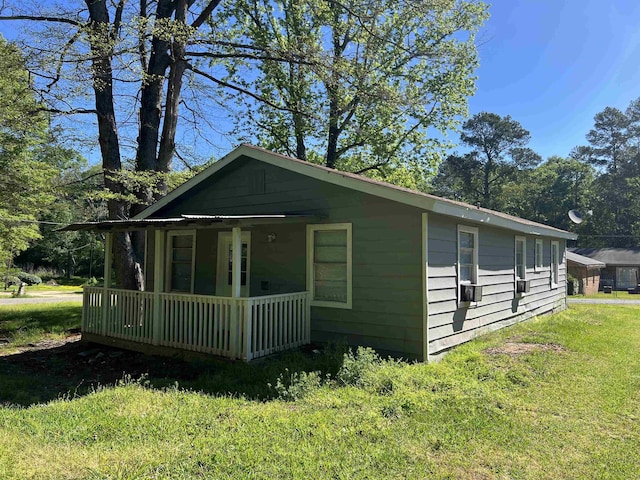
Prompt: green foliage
<box><xmin>432</xmin><ymin>112</ymin><xmax>541</xmax><ymax>209</ymax></box>
<box><xmin>335</xmin><ymin>346</ymin><xmax>382</xmax><ymax>387</ymax></box>
<box><xmin>224</xmin><ymin>0</ymin><xmax>488</xmax><ymax>182</ymax></box>
<box><xmin>2</xmin><ymin>276</ymin><xmax>20</xmax><ymax>288</ymax></box>
<box><xmin>270</xmin><ymin>368</ymin><xmax>324</xmax><ymax>401</ymax></box>
<box><xmin>0</xmin><ymin>38</ymin><xmax>83</xmax><ymax>279</ymax></box>
<box><xmin>15</xmin><ymin>272</ymin><xmax>41</xmax><ymax>286</ymax></box>
<box><xmin>498</xmin><ymin>155</ymin><xmax>595</xmax><ymax>231</ymax></box>
<box><xmin>566</xmin><ymin>97</ymin><xmax>640</xmax><ymax>247</ymax></box>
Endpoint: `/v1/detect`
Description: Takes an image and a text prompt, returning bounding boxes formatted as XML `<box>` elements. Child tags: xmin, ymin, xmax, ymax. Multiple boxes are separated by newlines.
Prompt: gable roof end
<box><xmin>134</xmin><ymin>144</ymin><xmax>577</xmax><ymax>240</ymax></box>
<box><xmin>566</xmin><ymin>251</ymin><xmax>606</xmax><ymax>268</ymax></box>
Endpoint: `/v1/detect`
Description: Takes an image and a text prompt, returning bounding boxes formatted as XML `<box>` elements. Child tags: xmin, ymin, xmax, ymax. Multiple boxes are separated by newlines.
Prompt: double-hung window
<box><xmin>535</xmin><ymin>239</ymin><xmax>543</xmax><ymax>271</ymax></box>
<box><xmin>550</xmin><ymin>241</ymin><xmax>559</xmax><ymax>288</ymax></box>
<box><xmin>307</xmin><ymin>223</ymin><xmax>352</xmax><ymax>309</ymax></box>
<box><xmin>457</xmin><ymin>225</ymin><xmax>478</xmax><ymax>285</ymax></box>
<box><xmin>515</xmin><ymin>236</ymin><xmax>526</xmax><ymax>281</ymax></box>
<box><xmin>167</xmin><ymin>231</ymin><xmax>195</xmax><ymax>293</ymax></box>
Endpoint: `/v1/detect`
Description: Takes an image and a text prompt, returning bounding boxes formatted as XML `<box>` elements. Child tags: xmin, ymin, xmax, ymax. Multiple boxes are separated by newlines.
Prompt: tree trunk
<box><xmin>134</xmin><ymin>0</ymin><xmax>174</xmax><ymax>187</ymax></box>
<box><xmin>326</xmin><ymin>94</ymin><xmax>339</xmax><ymax>169</ymax></box>
<box><xmin>157</xmin><ymin>0</ymin><xmax>189</xmax><ymax>176</ymax></box>
<box><xmin>86</xmin><ymin>0</ymin><xmax>144</xmax><ymax>290</ymax></box>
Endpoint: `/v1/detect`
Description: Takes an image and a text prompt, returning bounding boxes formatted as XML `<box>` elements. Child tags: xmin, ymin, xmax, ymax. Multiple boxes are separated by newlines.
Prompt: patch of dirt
<box><xmin>27</xmin><ymin>335</ymin><xmax>82</xmax><ymax>351</ymax></box>
<box><xmin>1</xmin><ymin>334</ymin><xmax>201</xmax><ymax>390</ymax></box>
<box><xmin>485</xmin><ymin>341</ymin><xmax>566</xmax><ymax>356</ymax></box>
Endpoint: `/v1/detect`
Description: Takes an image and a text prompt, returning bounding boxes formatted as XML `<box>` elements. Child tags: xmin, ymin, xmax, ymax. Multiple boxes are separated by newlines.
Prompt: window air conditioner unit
<box><xmin>516</xmin><ymin>279</ymin><xmax>531</xmax><ymax>294</ymax></box>
<box><xmin>460</xmin><ymin>284</ymin><xmax>483</xmax><ymax>302</ymax></box>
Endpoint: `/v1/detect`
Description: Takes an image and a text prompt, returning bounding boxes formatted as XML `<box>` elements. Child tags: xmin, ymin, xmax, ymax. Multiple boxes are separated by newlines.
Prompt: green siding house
<box><xmin>68</xmin><ymin>145</ymin><xmax>576</xmax><ymax>361</ymax></box>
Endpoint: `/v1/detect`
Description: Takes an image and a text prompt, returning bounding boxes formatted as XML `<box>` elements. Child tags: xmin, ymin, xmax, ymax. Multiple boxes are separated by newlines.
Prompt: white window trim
<box><xmin>535</xmin><ymin>238</ymin><xmax>543</xmax><ymax>272</ymax></box>
<box><xmin>306</xmin><ymin>223</ymin><xmax>352</xmax><ymax>309</ymax></box>
<box><xmin>166</xmin><ymin>230</ymin><xmax>196</xmax><ymax>293</ymax></box>
<box><xmin>457</xmin><ymin>225</ymin><xmax>479</xmax><ymax>285</ymax></box>
<box><xmin>515</xmin><ymin>236</ymin><xmax>526</xmax><ymax>281</ymax></box>
<box><xmin>550</xmin><ymin>240</ymin><xmax>559</xmax><ymax>289</ymax></box>
<box><xmin>514</xmin><ymin>235</ymin><xmax>527</xmax><ymax>297</ymax></box>
<box><xmin>457</xmin><ymin>225</ymin><xmax>479</xmax><ymax>306</ymax></box>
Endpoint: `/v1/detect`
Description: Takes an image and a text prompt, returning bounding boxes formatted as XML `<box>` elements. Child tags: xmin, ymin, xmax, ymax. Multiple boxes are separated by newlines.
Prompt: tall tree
<box><xmin>224</xmin><ymin>0</ymin><xmax>488</xmax><ymax>178</ymax></box>
<box><xmin>1</xmin><ymin>0</ymin><xmax>487</xmax><ymax>287</ymax></box>
<box><xmin>0</xmin><ymin>1</ymin><xmax>228</xmax><ymax>289</ymax></box>
<box><xmin>498</xmin><ymin>156</ymin><xmax>595</xmax><ymax>231</ymax></box>
<box><xmin>0</xmin><ymin>38</ymin><xmax>69</xmax><ymax>283</ymax></box>
<box><xmin>431</xmin><ymin>112</ymin><xmax>541</xmax><ymax>209</ymax></box>
<box><xmin>571</xmin><ymin>99</ymin><xmax>640</xmax><ymax>247</ymax></box>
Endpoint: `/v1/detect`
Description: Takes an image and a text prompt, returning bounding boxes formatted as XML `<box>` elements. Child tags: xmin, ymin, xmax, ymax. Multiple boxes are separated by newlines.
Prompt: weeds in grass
<box><xmin>270</xmin><ymin>369</ymin><xmax>325</xmax><ymax>401</ymax></box>
<box><xmin>0</xmin><ymin>305</ymin><xmax>639</xmax><ymax>479</ymax></box>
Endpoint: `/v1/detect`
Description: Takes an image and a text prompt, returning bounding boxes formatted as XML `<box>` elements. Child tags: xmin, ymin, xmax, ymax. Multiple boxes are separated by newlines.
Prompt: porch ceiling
<box><xmin>59</xmin><ymin>214</ymin><xmax>319</xmax><ymax>232</ymax></box>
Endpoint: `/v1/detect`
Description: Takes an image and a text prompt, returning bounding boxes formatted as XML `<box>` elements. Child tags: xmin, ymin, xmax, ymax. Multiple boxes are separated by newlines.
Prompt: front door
<box><xmin>216</xmin><ymin>232</ymin><xmax>251</xmax><ymax>296</ymax></box>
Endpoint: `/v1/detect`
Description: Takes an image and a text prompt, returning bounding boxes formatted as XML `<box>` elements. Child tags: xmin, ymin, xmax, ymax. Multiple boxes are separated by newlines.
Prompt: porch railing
<box><xmin>82</xmin><ymin>287</ymin><xmax>311</xmax><ymax>361</ymax></box>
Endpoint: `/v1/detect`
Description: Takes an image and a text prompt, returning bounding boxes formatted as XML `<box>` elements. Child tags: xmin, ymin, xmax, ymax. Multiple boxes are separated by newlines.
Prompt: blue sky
<box><xmin>469</xmin><ymin>0</ymin><xmax>640</xmax><ymax>159</ymax></box>
<box><xmin>2</xmin><ymin>1</ymin><xmax>639</xmax><ymax>164</ymax></box>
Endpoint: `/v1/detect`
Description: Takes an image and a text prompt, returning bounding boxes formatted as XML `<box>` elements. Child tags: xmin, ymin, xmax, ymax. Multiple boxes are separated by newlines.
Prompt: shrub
<box><xmin>3</xmin><ymin>275</ymin><xmax>20</xmax><ymax>287</ymax></box>
<box><xmin>16</xmin><ymin>272</ymin><xmax>42</xmax><ymax>285</ymax></box>
<box><xmin>270</xmin><ymin>369</ymin><xmax>324</xmax><ymax>401</ymax></box>
<box><xmin>84</xmin><ymin>277</ymin><xmax>99</xmax><ymax>286</ymax></box>
<box><xmin>335</xmin><ymin>347</ymin><xmax>382</xmax><ymax>387</ymax></box>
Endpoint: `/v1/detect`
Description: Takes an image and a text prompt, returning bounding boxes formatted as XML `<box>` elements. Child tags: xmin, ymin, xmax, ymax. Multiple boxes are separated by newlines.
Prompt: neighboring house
<box><xmin>566</xmin><ymin>251</ymin><xmax>605</xmax><ymax>295</ymax></box>
<box><xmin>570</xmin><ymin>248</ymin><xmax>640</xmax><ymax>291</ymax></box>
<box><xmin>65</xmin><ymin>145</ymin><xmax>575</xmax><ymax>362</ymax></box>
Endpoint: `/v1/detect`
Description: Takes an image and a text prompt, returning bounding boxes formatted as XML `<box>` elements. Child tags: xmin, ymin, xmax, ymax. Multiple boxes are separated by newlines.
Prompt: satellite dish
<box><xmin>568</xmin><ymin>210</ymin><xmax>584</xmax><ymax>224</ymax></box>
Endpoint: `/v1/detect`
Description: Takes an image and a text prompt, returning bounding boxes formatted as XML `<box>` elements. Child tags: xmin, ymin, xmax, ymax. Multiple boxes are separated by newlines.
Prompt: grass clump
<box><xmin>271</xmin><ymin>347</ymin><xmax>393</xmax><ymax>400</ymax></box>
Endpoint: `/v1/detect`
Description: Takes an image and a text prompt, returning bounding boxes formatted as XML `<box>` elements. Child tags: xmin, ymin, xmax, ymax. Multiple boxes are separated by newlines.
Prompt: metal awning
<box><xmin>59</xmin><ymin>214</ymin><xmax>319</xmax><ymax>232</ymax></box>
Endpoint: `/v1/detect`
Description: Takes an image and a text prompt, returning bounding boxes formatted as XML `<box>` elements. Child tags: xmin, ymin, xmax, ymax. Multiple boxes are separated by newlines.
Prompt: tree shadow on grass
<box><xmin>0</xmin><ymin>339</ymin><xmax>345</xmax><ymax>407</ymax></box>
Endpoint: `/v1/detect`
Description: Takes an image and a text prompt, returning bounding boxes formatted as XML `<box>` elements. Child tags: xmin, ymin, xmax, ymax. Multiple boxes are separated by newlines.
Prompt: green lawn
<box><xmin>0</xmin><ymin>303</ymin><xmax>82</xmax><ymax>354</ymax></box>
<box><xmin>572</xmin><ymin>291</ymin><xmax>640</xmax><ymax>300</ymax></box>
<box><xmin>0</xmin><ymin>304</ymin><xmax>639</xmax><ymax>479</ymax></box>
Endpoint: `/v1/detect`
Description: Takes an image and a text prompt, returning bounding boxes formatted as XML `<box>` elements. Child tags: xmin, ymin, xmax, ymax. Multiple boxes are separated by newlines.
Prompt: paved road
<box><xmin>568</xmin><ymin>298</ymin><xmax>640</xmax><ymax>305</ymax></box>
<box><xmin>0</xmin><ymin>293</ymin><xmax>83</xmax><ymax>306</ymax></box>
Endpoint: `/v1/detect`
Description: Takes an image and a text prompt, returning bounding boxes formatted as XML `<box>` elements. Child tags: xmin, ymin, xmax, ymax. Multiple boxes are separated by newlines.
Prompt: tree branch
<box><xmin>354</xmin><ymin>163</ymin><xmax>385</xmax><ymax>175</ymax></box>
<box><xmin>0</xmin><ymin>15</ymin><xmax>82</xmax><ymax>27</ymax></box>
<box><xmin>46</xmin><ymin>30</ymin><xmax>83</xmax><ymax>92</ymax></box>
<box><xmin>185</xmin><ymin>50</ymin><xmax>315</xmax><ymax>65</ymax></box>
<box><xmin>191</xmin><ymin>0</ymin><xmax>222</xmax><ymax>29</ymax></box>
<box><xmin>33</xmin><ymin>107</ymin><xmax>98</xmax><ymax>115</ymax></box>
<box><xmin>110</xmin><ymin>0</ymin><xmax>126</xmax><ymax>40</ymax></box>
<box><xmin>186</xmin><ymin>64</ymin><xmax>307</xmax><ymax>115</ymax></box>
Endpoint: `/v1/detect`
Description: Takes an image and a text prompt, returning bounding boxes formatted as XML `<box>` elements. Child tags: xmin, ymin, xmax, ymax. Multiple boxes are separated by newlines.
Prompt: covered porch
<box><xmin>68</xmin><ymin>215</ymin><xmax>315</xmax><ymax>362</ymax></box>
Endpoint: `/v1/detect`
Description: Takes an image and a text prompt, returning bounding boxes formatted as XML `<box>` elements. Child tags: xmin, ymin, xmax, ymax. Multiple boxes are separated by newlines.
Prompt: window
<box><xmin>616</xmin><ymin>267</ymin><xmax>638</xmax><ymax>289</ymax></box>
<box><xmin>457</xmin><ymin>225</ymin><xmax>478</xmax><ymax>284</ymax></box>
<box><xmin>307</xmin><ymin>223</ymin><xmax>352</xmax><ymax>309</ymax></box>
<box><xmin>551</xmin><ymin>241</ymin><xmax>559</xmax><ymax>288</ymax></box>
<box><xmin>515</xmin><ymin>236</ymin><xmax>526</xmax><ymax>280</ymax></box>
<box><xmin>535</xmin><ymin>239</ymin><xmax>543</xmax><ymax>271</ymax></box>
<box><xmin>167</xmin><ymin>231</ymin><xmax>195</xmax><ymax>292</ymax></box>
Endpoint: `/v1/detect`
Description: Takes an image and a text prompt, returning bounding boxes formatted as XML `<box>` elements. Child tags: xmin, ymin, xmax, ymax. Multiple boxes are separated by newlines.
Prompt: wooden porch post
<box><xmin>153</xmin><ymin>230</ymin><xmax>166</xmax><ymax>345</ymax></box>
<box><xmin>101</xmin><ymin>232</ymin><xmax>113</xmax><ymax>335</ymax></box>
<box><xmin>230</xmin><ymin>226</ymin><xmax>242</xmax><ymax>357</ymax></box>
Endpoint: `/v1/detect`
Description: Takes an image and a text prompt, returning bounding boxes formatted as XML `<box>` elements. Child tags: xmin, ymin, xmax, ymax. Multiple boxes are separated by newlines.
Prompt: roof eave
<box><xmin>133</xmin><ymin>144</ymin><xmax>577</xmax><ymax>239</ymax></box>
